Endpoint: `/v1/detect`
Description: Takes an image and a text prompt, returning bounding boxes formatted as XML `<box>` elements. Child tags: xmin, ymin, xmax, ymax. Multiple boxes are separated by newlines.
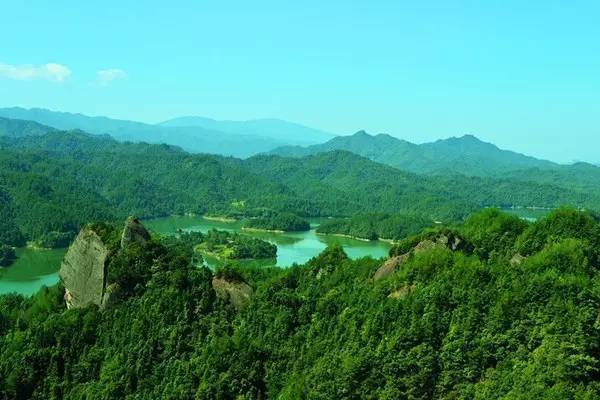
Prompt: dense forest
<box><xmin>196</xmin><ymin>229</ymin><xmax>277</xmax><ymax>260</ymax></box>
<box><xmin>1</xmin><ymin>130</ymin><xmax>599</xmax><ymax>252</ymax></box>
<box><xmin>243</xmin><ymin>213</ymin><xmax>310</xmax><ymax>232</ymax></box>
<box><xmin>1</xmin><ymin>208</ymin><xmax>600</xmax><ymax>398</ymax></box>
<box><xmin>315</xmin><ymin>212</ymin><xmax>433</xmax><ymax>240</ymax></box>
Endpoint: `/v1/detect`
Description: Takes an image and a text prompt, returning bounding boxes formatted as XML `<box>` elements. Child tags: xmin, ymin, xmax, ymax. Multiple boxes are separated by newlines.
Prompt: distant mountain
<box><xmin>3</xmin><ymin>131</ymin><xmax>598</xmax><ymax>238</ymax></box>
<box><xmin>0</xmin><ymin>117</ymin><xmax>56</xmax><ymax>137</ymax></box>
<box><xmin>269</xmin><ymin>131</ymin><xmax>556</xmax><ymax>177</ymax></box>
<box><xmin>0</xmin><ymin>108</ymin><xmax>301</xmax><ymax>158</ymax></box>
<box><xmin>159</xmin><ymin>116</ymin><xmax>335</xmax><ymax>145</ymax></box>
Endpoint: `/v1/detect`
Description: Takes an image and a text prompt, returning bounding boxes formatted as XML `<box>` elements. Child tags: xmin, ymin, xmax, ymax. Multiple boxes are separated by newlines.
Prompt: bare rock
<box><xmin>413</xmin><ymin>239</ymin><xmax>439</xmax><ymax>253</ymax></box>
<box><xmin>121</xmin><ymin>216</ymin><xmax>151</xmax><ymax>249</ymax></box>
<box><xmin>388</xmin><ymin>284</ymin><xmax>415</xmax><ymax>299</ymax></box>
<box><xmin>373</xmin><ymin>254</ymin><xmax>409</xmax><ymax>281</ymax></box>
<box><xmin>510</xmin><ymin>253</ymin><xmax>526</xmax><ymax>266</ymax></box>
<box><xmin>59</xmin><ymin>228</ymin><xmax>109</xmax><ymax>309</ymax></box>
<box><xmin>212</xmin><ymin>277</ymin><xmax>253</xmax><ymax>310</ymax></box>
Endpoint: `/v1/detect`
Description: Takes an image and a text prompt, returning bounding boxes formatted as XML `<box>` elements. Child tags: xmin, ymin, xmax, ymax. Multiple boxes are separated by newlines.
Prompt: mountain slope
<box><xmin>0</xmin><ymin>108</ymin><xmax>286</xmax><ymax>157</ymax></box>
<box><xmin>0</xmin><ymin>117</ymin><xmax>56</xmax><ymax>137</ymax></box>
<box><xmin>240</xmin><ymin>151</ymin><xmax>600</xmax><ymax>219</ymax></box>
<box><xmin>159</xmin><ymin>116</ymin><xmax>335</xmax><ymax>145</ymax></box>
<box><xmin>270</xmin><ymin>131</ymin><xmax>556</xmax><ymax>176</ymax></box>
<box><xmin>2</xmin><ymin>131</ymin><xmax>600</xmax><ymax>244</ymax></box>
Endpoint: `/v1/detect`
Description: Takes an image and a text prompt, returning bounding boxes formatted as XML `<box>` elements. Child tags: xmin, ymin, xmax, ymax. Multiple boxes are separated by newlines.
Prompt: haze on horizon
<box><xmin>1</xmin><ymin>1</ymin><xmax>599</xmax><ymax>163</ymax></box>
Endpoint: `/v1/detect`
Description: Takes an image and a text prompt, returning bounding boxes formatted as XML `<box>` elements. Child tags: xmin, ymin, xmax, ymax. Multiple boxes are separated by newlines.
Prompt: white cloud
<box><xmin>96</xmin><ymin>68</ymin><xmax>126</xmax><ymax>86</ymax></box>
<box><xmin>0</xmin><ymin>62</ymin><xmax>71</xmax><ymax>82</ymax></box>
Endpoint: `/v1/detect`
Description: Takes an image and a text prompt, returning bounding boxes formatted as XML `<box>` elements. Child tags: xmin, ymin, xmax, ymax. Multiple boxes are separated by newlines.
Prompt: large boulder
<box><xmin>59</xmin><ymin>228</ymin><xmax>109</xmax><ymax>309</ymax></box>
<box><xmin>212</xmin><ymin>277</ymin><xmax>253</xmax><ymax>310</ymax></box>
<box><xmin>121</xmin><ymin>216</ymin><xmax>151</xmax><ymax>248</ymax></box>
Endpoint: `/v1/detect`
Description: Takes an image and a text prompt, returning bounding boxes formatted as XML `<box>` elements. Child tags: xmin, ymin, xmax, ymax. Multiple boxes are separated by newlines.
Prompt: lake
<box><xmin>144</xmin><ymin>216</ymin><xmax>392</xmax><ymax>268</ymax></box>
<box><xmin>502</xmin><ymin>207</ymin><xmax>552</xmax><ymax>221</ymax></box>
<box><xmin>0</xmin><ymin>216</ymin><xmax>392</xmax><ymax>296</ymax></box>
<box><xmin>0</xmin><ymin>248</ymin><xmax>66</xmax><ymax>296</ymax></box>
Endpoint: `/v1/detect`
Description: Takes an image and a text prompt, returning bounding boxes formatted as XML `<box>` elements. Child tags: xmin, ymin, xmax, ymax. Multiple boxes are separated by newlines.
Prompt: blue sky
<box><xmin>1</xmin><ymin>0</ymin><xmax>599</xmax><ymax>163</ymax></box>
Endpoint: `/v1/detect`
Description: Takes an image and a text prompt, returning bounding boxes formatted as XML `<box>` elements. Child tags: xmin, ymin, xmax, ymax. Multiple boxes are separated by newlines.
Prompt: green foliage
<box><xmin>389</xmin><ymin>227</ymin><xmax>472</xmax><ymax>256</ymax></box>
<box><xmin>0</xmin><ymin>117</ymin><xmax>55</xmax><ymax>138</ymax></box>
<box><xmin>31</xmin><ymin>231</ymin><xmax>75</xmax><ymax>249</ymax></box>
<box><xmin>316</xmin><ymin>212</ymin><xmax>432</xmax><ymax>240</ymax></box>
<box><xmin>244</xmin><ymin>212</ymin><xmax>310</xmax><ymax>232</ymax></box>
<box><xmin>516</xmin><ymin>208</ymin><xmax>600</xmax><ymax>264</ymax></box>
<box><xmin>0</xmin><ymin>188</ymin><xmax>25</xmax><ymax>246</ymax></box>
<box><xmin>462</xmin><ymin>208</ymin><xmax>528</xmax><ymax>260</ymax></box>
<box><xmin>270</xmin><ymin>131</ymin><xmax>555</xmax><ymax>177</ymax></box>
<box><xmin>2</xmin><ymin>131</ymin><xmax>600</xmax><ymax>248</ymax></box>
<box><xmin>2</xmin><ymin>210</ymin><xmax>600</xmax><ymax>397</ymax></box>
<box><xmin>0</xmin><ymin>245</ymin><xmax>16</xmax><ymax>267</ymax></box>
<box><xmin>198</xmin><ymin>229</ymin><xmax>277</xmax><ymax>260</ymax></box>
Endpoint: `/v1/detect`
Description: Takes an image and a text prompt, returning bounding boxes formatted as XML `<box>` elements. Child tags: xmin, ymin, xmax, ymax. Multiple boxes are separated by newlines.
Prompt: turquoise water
<box><xmin>144</xmin><ymin>216</ymin><xmax>392</xmax><ymax>268</ymax></box>
<box><xmin>502</xmin><ymin>207</ymin><xmax>552</xmax><ymax>221</ymax></box>
<box><xmin>0</xmin><ymin>248</ymin><xmax>66</xmax><ymax>296</ymax></box>
<box><xmin>0</xmin><ymin>216</ymin><xmax>392</xmax><ymax>296</ymax></box>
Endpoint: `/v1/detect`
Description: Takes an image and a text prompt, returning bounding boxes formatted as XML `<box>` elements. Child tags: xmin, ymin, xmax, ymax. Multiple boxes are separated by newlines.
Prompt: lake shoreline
<box><xmin>203</xmin><ymin>215</ymin><xmax>238</xmax><ymax>223</ymax></box>
<box><xmin>316</xmin><ymin>232</ymin><xmax>398</xmax><ymax>243</ymax></box>
<box><xmin>241</xmin><ymin>227</ymin><xmax>287</xmax><ymax>234</ymax></box>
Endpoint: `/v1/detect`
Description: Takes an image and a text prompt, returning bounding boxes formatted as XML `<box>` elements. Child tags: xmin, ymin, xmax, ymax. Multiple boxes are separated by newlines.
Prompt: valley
<box><xmin>1</xmin><ymin>115</ymin><xmax>599</xmax><ymax>399</ymax></box>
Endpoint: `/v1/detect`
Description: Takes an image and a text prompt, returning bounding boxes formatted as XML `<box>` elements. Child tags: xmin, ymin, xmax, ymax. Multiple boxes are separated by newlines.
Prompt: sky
<box><xmin>1</xmin><ymin>0</ymin><xmax>599</xmax><ymax>163</ymax></box>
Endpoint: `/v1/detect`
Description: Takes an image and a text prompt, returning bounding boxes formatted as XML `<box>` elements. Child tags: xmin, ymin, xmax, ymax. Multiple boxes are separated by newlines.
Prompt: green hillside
<box><xmin>270</xmin><ymin>131</ymin><xmax>557</xmax><ymax>176</ymax></box>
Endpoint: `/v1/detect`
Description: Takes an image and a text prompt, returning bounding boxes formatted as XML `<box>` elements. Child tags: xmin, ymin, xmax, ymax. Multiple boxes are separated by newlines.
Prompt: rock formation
<box><xmin>59</xmin><ymin>228</ymin><xmax>109</xmax><ymax>309</ymax></box>
<box><xmin>374</xmin><ymin>233</ymin><xmax>467</xmax><ymax>281</ymax></box>
<box><xmin>60</xmin><ymin>217</ymin><xmax>151</xmax><ymax>310</ymax></box>
<box><xmin>121</xmin><ymin>216</ymin><xmax>151</xmax><ymax>248</ymax></box>
<box><xmin>373</xmin><ymin>254</ymin><xmax>409</xmax><ymax>281</ymax></box>
<box><xmin>212</xmin><ymin>277</ymin><xmax>253</xmax><ymax>310</ymax></box>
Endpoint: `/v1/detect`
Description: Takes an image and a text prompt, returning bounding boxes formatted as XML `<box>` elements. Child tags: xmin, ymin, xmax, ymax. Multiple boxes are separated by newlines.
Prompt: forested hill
<box><xmin>269</xmin><ymin>130</ymin><xmax>557</xmax><ymax>176</ymax></box>
<box><xmin>241</xmin><ymin>151</ymin><xmax>597</xmax><ymax>217</ymax></box>
<box><xmin>0</xmin><ymin>117</ymin><xmax>56</xmax><ymax>138</ymax></box>
<box><xmin>1</xmin><ymin>130</ymin><xmax>599</xmax><ymax>246</ymax></box>
<box><xmin>2</xmin><ymin>208</ymin><xmax>600</xmax><ymax>398</ymax></box>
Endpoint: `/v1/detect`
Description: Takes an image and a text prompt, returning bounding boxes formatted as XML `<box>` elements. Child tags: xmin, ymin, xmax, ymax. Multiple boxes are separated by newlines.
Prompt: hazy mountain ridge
<box><xmin>0</xmin><ymin>117</ymin><xmax>56</xmax><ymax>138</ymax></box>
<box><xmin>0</xmin><ymin>108</ymin><xmax>332</xmax><ymax>158</ymax></box>
<box><xmin>269</xmin><ymin>131</ymin><xmax>557</xmax><ymax>176</ymax></box>
<box><xmin>159</xmin><ymin>116</ymin><xmax>335</xmax><ymax>145</ymax></box>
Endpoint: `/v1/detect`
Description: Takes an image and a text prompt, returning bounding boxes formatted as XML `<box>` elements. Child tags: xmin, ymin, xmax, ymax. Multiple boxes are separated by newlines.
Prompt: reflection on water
<box><xmin>0</xmin><ymin>248</ymin><xmax>66</xmax><ymax>296</ymax></box>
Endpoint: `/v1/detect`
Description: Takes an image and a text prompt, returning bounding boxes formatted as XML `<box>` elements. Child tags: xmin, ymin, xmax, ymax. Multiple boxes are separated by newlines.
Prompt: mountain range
<box><xmin>269</xmin><ymin>130</ymin><xmax>557</xmax><ymax>177</ymax></box>
<box><xmin>0</xmin><ymin>107</ymin><xmax>334</xmax><ymax>158</ymax></box>
<box><xmin>2</xmin><ymin>109</ymin><xmax>600</xmax><ymax>198</ymax></box>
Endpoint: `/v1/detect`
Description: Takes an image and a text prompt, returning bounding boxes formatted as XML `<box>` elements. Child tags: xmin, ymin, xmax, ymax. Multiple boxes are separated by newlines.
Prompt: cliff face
<box><xmin>60</xmin><ymin>217</ymin><xmax>152</xmax><ymax>309</ymax></box>
<box><xmin>59</xmin><ymin>229</ymin><xmax>109</xmax><ymax>309</ymax></box>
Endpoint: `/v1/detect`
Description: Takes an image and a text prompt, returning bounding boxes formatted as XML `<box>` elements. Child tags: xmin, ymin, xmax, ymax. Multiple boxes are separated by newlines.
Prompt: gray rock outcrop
<box><xmin>121</xmin><ymin>216</ymin><xmax>151</xmax><ymax>248</ymax></box>
<box><xmin>373</xmin><ymin>254</ymin><xmax>409</xmax><ymax>281</ymax></box>
<box><xmin>60</xmin><ymin>217</ymin><xmax>152</xmax><ymax>310</ymax></box>
<box><xmin>374</xmin><ymin>233</ymin><xmax>466</xmax><ymax>281</ymax></box>
<box><xmin>59</xmin><ymin>228</ymin><xmax>109</xmax><ymax>309</ymax></box>
<box><xmin>212</xmin><ymin>277</ymin><xmax>253</xmax><ymax>310</ymax></box>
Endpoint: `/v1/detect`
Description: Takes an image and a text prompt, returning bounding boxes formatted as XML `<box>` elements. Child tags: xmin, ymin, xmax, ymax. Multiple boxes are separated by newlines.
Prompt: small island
<box><xmin>316</xmin><ymin>213</ymin><xmax>433</xmax><ymax>241</ymax></box>
<box><xmin>243</xmin><ymin>213</ymin><xmax>310</xmax><ymax>232</ymax></box>
<box><xmin>195</xmin><ymin>229</ymin><xmax>277</xmax><ymax>260</ymax></box>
